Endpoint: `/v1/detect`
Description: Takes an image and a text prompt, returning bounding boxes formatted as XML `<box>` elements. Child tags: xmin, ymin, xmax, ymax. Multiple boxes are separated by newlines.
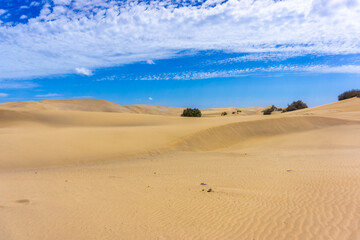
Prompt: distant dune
<box><xmin>0</xmin><ymin>98</ymin><xmax>183</xmax><ymax>115</ymax></box>
<box><xmin>0</xmin><ymin>99</ymin><xmax>127</xmax><ymax>112</ymax></box>
<box><xmin>0</xmin><ymin>97</ymin><xmax>359</xmax><ymax>240</ymax></box>
<box><xmin>0</xmin><ymin>98</ymin><xmax>272</xmax><ymax>117</ymax></box>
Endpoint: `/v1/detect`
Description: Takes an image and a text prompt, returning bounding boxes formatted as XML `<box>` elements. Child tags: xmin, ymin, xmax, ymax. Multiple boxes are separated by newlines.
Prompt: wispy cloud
<box><xmin>0</xmin><ymin>81</ymin><xmax>38</xmax><ymax>89</ymax></box>
<box><xmin>75</xmin><ymin>68</ymin><xmax>93</xmax><ymax>76</ymax></box>
<box><xmin>53</xmin><ymin>0</ymin><xmax>72</xmax><ymax>5</ymax></box>
<box><xmin>303</xmin><ymin>64</ymin><xmax>360</xmax><ymax>74</ymax></box>
<box><xmin>35</xmin><ymin>93</ymin><xmax>61</xmax><ymax>98</ymax></box>
<box><xmin>136</xmin><ymin>64</ymin><xmax>360</xmax><ymax>80</ymax></box>
<box><xmin>30</xmin><ymin>2</ymin><xmax>40</xmax><ymax>7</ymax></box>
<box><xmin>0</xmin><ymin>93</ymin><xmax>8</xmax><ymax>97</ymax></box>
<box><xmin>72</xmin><ymin>95</ymin><xmax>93</xmax><ymax>99</ymax></box>
<box><xmin>216</xmin><ymin>52</ymin><xmax>309</xmax><ymax>64</ymax></box>
<box><xmin>95</xmin><ymin>75</ymin><xmax>117</xmax><ymax>82</ymax></box>
<box><xmin>0</xmin><ymin>0</ymin><xmax>359</xmax><ymax>80</ymax></box>
<box><xmin>148</xmin><ymin>97</ymin><xmax>153</xmax><ymax>101</ymax></box>
<box><xmin>146</xmin><ymin>60</ymin><xmax>155</xmax><ymax>65</ymax></box>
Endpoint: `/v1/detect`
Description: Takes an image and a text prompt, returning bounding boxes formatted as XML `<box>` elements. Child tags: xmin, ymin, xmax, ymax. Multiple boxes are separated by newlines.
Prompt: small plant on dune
<box><xmin>263</xmin><ymin>108</ymin><xmax>273</xmax><ymax>115</ymax></box>
<box><xmin>232</xmin><ymin>112</ymin><xmax>236</xmax><ymax>114</ymax></box>
<box><xmin>181</xmin><ymin>108</ymin><xmax>202</xmax><ymax>117</ymax></box>
<box><xmin>283</xmin><ymin>100</ymin><xmax>308</xmax><ymax>112</ymax></box>
<box><xmin>262</xmin><ymin>105</ymin><xmax>277</xmax><ymax>115</ymax></box>
<box><xmin>221</xmin><ymin>111</ymin><xmax>228</xmax><ymax>116</ymax></box>
<box><xmin>237</xmin><ymin>110</ymin><xmax>242</xmax><ymax>113</ymax></box>
<box><xmin>338</xmin><ymin>89</ymin><xmax>360</xmax><ymax>101</ymax></box>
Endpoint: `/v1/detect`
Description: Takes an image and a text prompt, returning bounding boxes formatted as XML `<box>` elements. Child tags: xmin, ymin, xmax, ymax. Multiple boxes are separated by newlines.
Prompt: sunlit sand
<box><xmin>0</xmin><ymin>98</ymin><xmax>359</xmax><ymax>239</ymax></box>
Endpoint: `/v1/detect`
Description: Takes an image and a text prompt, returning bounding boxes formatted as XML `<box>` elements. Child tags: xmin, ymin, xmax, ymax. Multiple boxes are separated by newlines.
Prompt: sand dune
<box><xmin>200</xmin><ymin>106</ymin><xmax>275</xmax><ymax>116</ymax></box>
<box><xmin>171</xmin><ymin>116</ymin><xmax>358</xmax><ymax>151</ymax></box>
<box><xmin>0</xmin><ymin>98</ymin><xmax>359</xmax><ymax>239</ymax></box>
<box><xmin>0</xmin><ymin>98</ymin><xmax>183</xmax><ymax>116</ymax></box>
<box><xmin>0</xmin><ymin>98</ymin><xmax>273</xmax><ymax>117</ymax></box>
<box><xmin>0</xmin><ymin>99</ymin><xmax>130</xmax><ymax>112</ymax></box>
<box><xmin>286</xmin><ymin>97</ymin><xmax>360</xmax><ymax>118</ymax></box>
<box><xmin>122</xmin><ymin>104</ymin><xmax>184</xmax><ymax>116</ymax></box>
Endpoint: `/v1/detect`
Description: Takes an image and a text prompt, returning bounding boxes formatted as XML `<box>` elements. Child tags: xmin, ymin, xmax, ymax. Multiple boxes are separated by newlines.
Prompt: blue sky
<box><xmin>0</xmin><ymin>0</ymin><xmax>360</xmax><ymax>108</ymax></box>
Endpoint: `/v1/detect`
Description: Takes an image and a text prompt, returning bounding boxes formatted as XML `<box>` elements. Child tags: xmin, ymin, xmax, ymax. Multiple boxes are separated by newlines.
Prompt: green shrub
<box><xmin>221</xmin><ymin>111</ymin><xmax>228</xmax><ymax>116</ymax></box>
<box><xmin>284</xmin><ymin>100</ymin><xmax>308</xmax><ymax>112</ymax></box>
<box><xmin>181</xmin><ymin>108</ymin><xmax>202</xmax><ymax>117</ymax></box>
<box><xmin>262</xmin><ymin>105</ymin><xmax>277</xmax><ymax>115</ymax></box>
<box><xmin>338</xmin><ymin>89</ymin><xmax>360</xmax><ymax>101</ymax></box>
<box><xmin>232</xmin><ymin>112</ymin><xmax>236</xmax><ymax>114</ymax></box>
<box><xmin>237</xmin><ymin>110</ymin><xmax>242</xmax><ymax>113</ymax></box>
<box><xmin>263</xmin><ymin>108</ymin><xmax>273</xmax><ymax>115</ymax></box>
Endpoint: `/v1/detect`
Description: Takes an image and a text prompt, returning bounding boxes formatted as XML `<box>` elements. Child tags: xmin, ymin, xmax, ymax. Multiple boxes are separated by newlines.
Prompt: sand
<box><xmin>0</xmin><ymin>98</ymin><xmax>359</xmax><ymax>239</ymax></box>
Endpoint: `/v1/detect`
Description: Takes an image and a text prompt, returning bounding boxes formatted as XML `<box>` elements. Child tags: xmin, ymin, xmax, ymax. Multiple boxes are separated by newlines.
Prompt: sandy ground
<box><xmin>0</xmin><ymin>98</ymin><xmax>359</xmax><ymax>239</ymax></box>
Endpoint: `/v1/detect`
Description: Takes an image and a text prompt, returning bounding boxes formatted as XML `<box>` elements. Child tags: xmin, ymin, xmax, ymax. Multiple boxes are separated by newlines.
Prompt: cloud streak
<box><xmin>0</xmin><ymin>0</ymin><xmax>360</xmax><ymax>80</ymax></box>
<box><xmin>0</xmin><ymin>81</ymin><xmax>38</xmax><ymax>89</ymax></box>
<box><xmin>35</xmin><ymin>93</ymin><xmax>62</xmax><ymax>97</ymax></box>
<box><xmin>135</xmin><ymin>64</ymin><xmax>360</xmax><ymax>80</ymax></box>
<box><xmin>75</xmin><ymin>67</ymin><xmax>93</xmax><ymax>76</ymax></box>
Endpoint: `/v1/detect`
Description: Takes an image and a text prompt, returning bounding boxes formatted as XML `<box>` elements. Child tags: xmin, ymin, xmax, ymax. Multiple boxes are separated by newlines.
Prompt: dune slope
<box><xmin>286</xmin><ymin>97</ymin><xmax>360</xmax><ymax>119</ymax></box>
<box><xmin>171</xmin><ymin>116</ymin><xmax>358</xmax><ymax>151</ymax></box>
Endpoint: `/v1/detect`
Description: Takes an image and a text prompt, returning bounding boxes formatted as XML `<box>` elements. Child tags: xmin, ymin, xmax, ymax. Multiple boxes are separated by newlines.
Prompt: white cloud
<box><xmin>302</xmin><ymin>64</ymin><xmax>360</xmax><ymax>73</ymax></box>
<box><xmin>0</xmin><ymin>9</ymin><xmax>6</xmax><ymax>15</ymax></box>
<box><xmin>30</xmin><ymin>2</ymin><xmax>40</xmax><ymax>7</ymax></box>
<box><xmin>96</xmin><ymin>75</ymin><xmax>116</xmax><ymax>81</ymax></box>
<box><xmin>137</xmin><ymin>64</ymin><xmax>360</xmax><ymax>80</ymax></box>
<box><xmin>148</xmin><ymin>97</ymin><xmax>153</xmax><ymax>101</ymax></box>
<box><xmin>53</xmin><ymin>0</ymin><xmax>72</xmax><ymax>5</ymax></box>
<box><xmin>72</xmin><ymin>95</ymin><xmax>93</xmax><ymax>98</ymax></box>
<box><xmin>216</xmin><ymin>52</ymin><xmax>308</xmax><ymax>64</ymax></box>
<box><xmin>0</xmin><ymin>93</ymin><xmax>8</xmax><ymax>97</ymax></box>
<box><xmin>146</xmin><ymin>60</ymin><xmax>155</xmax><ymax>65</ymax></box>
<box><xmin>0</xmin><ymin>81</ymin><xmax>38</xmax><ymax>89</ymax></box>
<box><xmin>20</xmin><ymin>15</ymin><xmax>28</xmax><ymax>19</ymax></box>
<box><xmin>35</xmin><ymin>93</ymin><xmax>62</xmax><ymax>97</ymax></box>
<box><xmin>0</xmin><ymin>0</ymin><xmax>360</xmax><ymax>79</ymax></box>
<box><xmin>3</xmin><ymin>13</ymin><xmax>11</xmax><ymax>19</ymax></box>
<box><xmin>75</xmin><ymin>67</ymin><xmax>93</xmax><ymax>76</ymax></box>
